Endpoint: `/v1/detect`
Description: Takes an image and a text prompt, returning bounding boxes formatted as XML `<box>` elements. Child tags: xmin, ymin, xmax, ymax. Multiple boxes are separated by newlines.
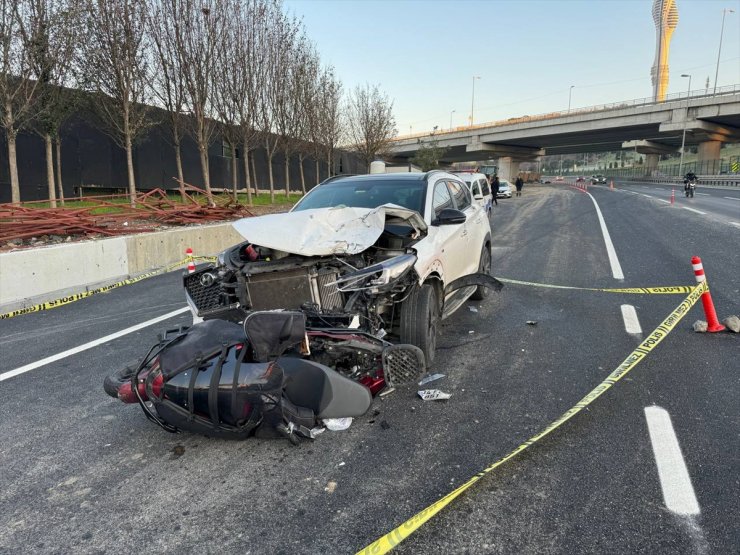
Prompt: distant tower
<box><xmin>651</xmin><ymin>0</ymin><xmax>679</xmax><ymax>102</ymax></box>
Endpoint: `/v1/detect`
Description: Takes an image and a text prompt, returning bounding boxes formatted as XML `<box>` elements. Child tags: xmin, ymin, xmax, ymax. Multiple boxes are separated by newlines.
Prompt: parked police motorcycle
<box><xmin>103</xmin><ymin>311</ymin><xmax>425</xmax><ymax>443</ymax></box>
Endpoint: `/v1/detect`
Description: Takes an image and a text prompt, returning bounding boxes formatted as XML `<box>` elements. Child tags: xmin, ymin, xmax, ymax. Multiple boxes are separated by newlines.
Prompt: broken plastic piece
<box><xmin>526</xmin><ymin>320</ymin><xmax>538</xmax><ymax>326</ymax></box>
<box><xmin>468</xmin><ymin>306</ymin><xmax>478</xmax><ymax>313</ymax></box>
<box><xmin>418</xmin><ymin>389</ymin><xmax>452</xmax><ymax>401</ymax></box>
<box><xmin>309</xmin><ymin>427</ymin><xmax>326</xmax><ymax>439</ymax></box>
<box><xmin>323</xmin><ymin>417</ymin><xmax>353</xmax><ymax>431</ymax></box>
<box><xmin>418</xmin><ymin>373</ymin><xmax>445</xmax><ymax>386</ymax></box>
<box><xmin>379</xmin><ymin>387</ymin><xmax>396</xmax><ymax>397</ymax></box>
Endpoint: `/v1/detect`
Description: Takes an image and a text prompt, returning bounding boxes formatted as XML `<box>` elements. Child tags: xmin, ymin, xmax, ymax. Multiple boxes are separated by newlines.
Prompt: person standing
<box><xmin>490</xmin><ymin>175</ymin><xmax>500</xmax><ymax>205</ymax></box>
<box><xmin>515</xmin><ymin>175</ymin><xmax>524</xmax><ymax>197</ymax></box>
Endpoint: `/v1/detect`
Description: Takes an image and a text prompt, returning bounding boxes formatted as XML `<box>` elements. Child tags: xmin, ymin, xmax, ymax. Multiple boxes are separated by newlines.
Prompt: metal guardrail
<box><xmin>394</xmin><ymin>84</ymin><xmax>740</xmax><ymax>142</ymax></box>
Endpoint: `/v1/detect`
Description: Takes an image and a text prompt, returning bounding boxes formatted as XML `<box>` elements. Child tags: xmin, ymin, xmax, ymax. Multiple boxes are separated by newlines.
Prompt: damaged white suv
<box><xmin>184</xmin><ymin>171</ymin><xmax>496</xmax><ymax>367</ymax></box>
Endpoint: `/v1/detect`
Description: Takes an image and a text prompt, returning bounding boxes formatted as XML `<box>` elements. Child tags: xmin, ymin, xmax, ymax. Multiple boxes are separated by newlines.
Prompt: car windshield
<box><xmin>499</xmin><ymin>181</ymin><xmax>511</xmax><ymax>187</ymax></box>
<box><xmin>292</xmin><ymin>179</ymin><xmax>426</xmax><ymax>215</ymax></box>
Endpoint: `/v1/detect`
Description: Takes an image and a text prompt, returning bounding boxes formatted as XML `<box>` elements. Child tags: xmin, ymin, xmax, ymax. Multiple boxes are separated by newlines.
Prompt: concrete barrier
<box><xmin>0</xmin><ymin>221</ymin><xmax>244</xmax><ymax>310</ymax></box>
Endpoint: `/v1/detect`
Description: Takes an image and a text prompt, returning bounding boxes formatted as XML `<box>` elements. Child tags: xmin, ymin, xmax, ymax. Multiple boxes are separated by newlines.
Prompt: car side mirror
<box><xmin>433</xmin><ymin>208</ymin><xmax>467</xmax><ymax>226</ymax></box>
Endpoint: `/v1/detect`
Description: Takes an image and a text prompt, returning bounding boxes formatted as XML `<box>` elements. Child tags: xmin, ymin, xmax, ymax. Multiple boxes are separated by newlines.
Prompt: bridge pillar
<box><xmin>697</xmin><ymin>140</ymin><xmax>721</xmax><ymax>174</ymax></box>
<box><xmin>645</xmin><ymin>153</ymin><xmax>660</xmax><ymax>176</ymax></box>
<box><xmin>498</xmin><ymin>157</ymin><xmax>520</xmax><ymax>182</ymax></box>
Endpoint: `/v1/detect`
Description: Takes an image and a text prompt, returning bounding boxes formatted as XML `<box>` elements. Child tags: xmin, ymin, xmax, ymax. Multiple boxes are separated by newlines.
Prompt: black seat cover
<box><xmin>278</xmin><ymin>357</ymin><xmax>372</xmax><ymax>419</ymax></box>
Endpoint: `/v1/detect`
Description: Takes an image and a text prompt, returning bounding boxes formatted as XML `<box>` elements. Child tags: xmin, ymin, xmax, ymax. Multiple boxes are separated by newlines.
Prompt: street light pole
<box><xmin>713</xmin><ymin>8</ymin><xmax>735</xmax><ymax>95</ymax></box>
<box><xmin>450</xmin><ymin>109</ymin><xmax>456</xmax><ymax>130</ymax></box>
<box><xmin>567</xmin><ymin>85</ymin><xmax>575</xmax><ymax>113</ymax></box>
<box><xmin>678</xmin><ymin>73</ymin><xmax>692</xmax><ymax>178</ymax></box>
<box><xmin>470</xmin><ymin>76</ymin><xmax>481</xmax><ymax>126</ymax></box>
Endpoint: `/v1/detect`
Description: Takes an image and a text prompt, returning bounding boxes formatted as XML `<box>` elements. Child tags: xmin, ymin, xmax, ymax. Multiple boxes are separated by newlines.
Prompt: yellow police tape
<box><xmin>498</xmin><ymin>277</ymin><xmax>693</xmax><ymax>295</ymax></box>
<box><xmin>0</xmin><ymin>255</ymin><xmax>216</xmax><ymax>320</ymax></box>
<box><xmin>356</xmin><ymin>280</ymin><xmax>708</xmax><ymax>555</ymax></box>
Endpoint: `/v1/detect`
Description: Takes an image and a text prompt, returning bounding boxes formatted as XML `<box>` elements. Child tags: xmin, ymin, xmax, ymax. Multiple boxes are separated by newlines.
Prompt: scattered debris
<box><xmin>379</xmin><ymin>387</ymin><xmax>396</xmax><ymax>397</ymax></box>
<box><xmin>309</xmin><ymin>427</ymin><xmax>326</xmax><ymax>439</ymax></box>
<box><xmin>468</xmin><ymin>306</ymin><xmax>478</xmax><ymax>313</ymax></box>
<box><xmin>722</xmin><ymin>315</ymin><xmax>740</xmax><ymax>333</ymax></box>
<box><xmin>170</xmin><ymin>445</ymin><xmax>185</xmax><ymax>459</ymax></box>
<box><xmin>468</xmin><ymin>330</ymin><xmax>475</xmax><ymax>334</ymax></box>
<box><xmin>323</xmin><ymin>417</ymin><xmax>353</xmax><ymax>431</ymax></box>
<box><xmin>418</xmin><ymin>373</ymin><xmax>445</xmax><ymax>386</ymax></box>
<box><xmin>692</xmin><ymin>320</ymin><xmax>708</xmax><ymax>333</ymax></box>
<box><xmin>380</xmin><ymin>420</ymin><xmax>391</xmax><ymax>430</ymax></box>
<box><xmin>337</xmin><ymin>462</ymin><xmax>346</xmax><ymax>467</ymax></box>
<box><xmin>526</xmin><ymin>320</ymin><xmax>538</xmax><ymax>326</ymax></box>
<box><xmin>418</xmin><ymin>389</ymin><xmax>452</xmax><ymax>401</ymax></box>
<box><xmin>325</xmin><ymin>481</ymin><xmax>337</xmax><ymax>494</ymax></box>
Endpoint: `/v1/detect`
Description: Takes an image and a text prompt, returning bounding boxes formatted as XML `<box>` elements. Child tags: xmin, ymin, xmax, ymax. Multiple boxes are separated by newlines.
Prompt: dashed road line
<box><xmin>730</xmin><ymin>222</ymin><xmax>740</xmax><ymax>228</ymax></box>
<box><xmin>620</xmin><ymin>305</ymin><xmax>642</xmax><ymax>335</ymax></box>
<box><xmin>723</xmin><ymin>196</ymin><xmax>740</xmax><ymax>201</ymax></box>
<box><xmin>0</xmin><ymin>307</ymin><xmax>189</xmax><ymax>382</ymax></box>
<box><xmin>656</xmin><ymin>198</ymin><xmax>670</xmax><ymax>204</ymax></box>
<box><xmin>644</xmin><ymin>406</ymin><xmax>701</xmax><ymax>516</ymax></box>
<box><xmin>694</xmin><ymin>192</ymin><xmax>709</xmax><ymax>196</ymax></box>
<box><xmin>682</xmin><ymin>207</ymin><xmax>706</xmax><ymax>215</ymax></box>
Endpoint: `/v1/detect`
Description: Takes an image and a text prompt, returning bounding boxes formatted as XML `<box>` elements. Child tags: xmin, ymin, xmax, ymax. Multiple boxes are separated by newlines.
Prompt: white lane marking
<box><xmin>723</xmin><ymin>196</ymin><xmax>740</xmax><ymax>201</ymax></box>
<box><xmin>656</xmin><ymin>198</ymin><xmax>670</xmax><ymax>204</ymax></box>
<box><xmin>620</xmin><ymin>304</ymin><xmax>642</xmax><ymax>335</ymax></box>
<box><xmin>694</xmin><ymin>192</ymin><xmax>709</xmax><ymax>196</ymax></box>
<box><xmin>730</xmin><ymin>222</ymin><xmax>740</xmax><ymax>228</ymax></box>
<box><xmin>585</xmin><ymin>192</ymin><xmax>625</xmax><ymax>279</ymax></box>
<box><xmin>0</xmin><ymin>307</ymin><xmax>189</xmax><ymax>382</ymax></box>
<box><xmin>644</xmin><ymin>406</ymin><xmax>701</xmax><ymax>516</ymax></box>
<box><xmin>682</xmin><ymin>207</ymin><xmax>706</xmax><ymax>215</ymax></box>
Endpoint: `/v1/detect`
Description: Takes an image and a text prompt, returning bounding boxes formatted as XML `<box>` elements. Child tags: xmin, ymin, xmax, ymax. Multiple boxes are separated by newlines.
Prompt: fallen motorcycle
<box><xmin>104</xmin><ymin>311</ymin><xmax>425</xmax><ymax>443</ymax></box>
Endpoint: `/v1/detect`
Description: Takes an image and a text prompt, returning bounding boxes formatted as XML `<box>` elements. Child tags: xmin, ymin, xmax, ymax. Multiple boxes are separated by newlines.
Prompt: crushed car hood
<box><xmin>231</xmin><ymin>205</ymin><xmax>427</xmax><ymax>256</ymax></box>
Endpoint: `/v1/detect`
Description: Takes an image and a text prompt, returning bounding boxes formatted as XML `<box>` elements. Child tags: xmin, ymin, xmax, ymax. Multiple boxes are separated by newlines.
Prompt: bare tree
<box><xmin>294</xmin><ymin>50</ymin><xmax>321</xmax><ymax>193</ymax></box>
<box><xmin>82</xmin><ymin>0</ymin><xmax>150</xmax><ymax>207</ymax></box>
<box><xmin>256</xmin><ymin>6</ymin><xmax>300</xmax><ymax>203</ymax></box>
<box><xmin>171</xmin><ymin>0</ymin><xmax>223</xmax><ymax>205</ymax></box>
<box><xmin>316</xmin><ymin>67</ymin><xmax>344</xmax><ymax>180</ymax></box>
<box><xmin>274</xmin><ymin>33</ymin><xmax>312</xmax><ymax>198</ymax></box>
<box><xmin>146</xmin><ymin>0</ymin><xmax>187</xmax><ymax>200</ymax></box>
<box><xmin>1</xmin><ymin>0</ymin><xmax>41</xmax><ymax>203</ymax></box>
<box><xmin>17</xmin><ymin>0</ymin><xmax>80</xmax><ymax>207</ymax></box>
<box><xmin>347</xmin><ymin>83</ymin><xmax>397</xmax><ymax>172</ymax></box>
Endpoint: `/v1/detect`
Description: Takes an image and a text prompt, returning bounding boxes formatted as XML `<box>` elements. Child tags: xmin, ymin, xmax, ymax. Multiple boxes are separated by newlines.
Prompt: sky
<box><xmin>284</xmin><ymin>0</ymin><xmax>740</xmax><ymax>135</ymax></box>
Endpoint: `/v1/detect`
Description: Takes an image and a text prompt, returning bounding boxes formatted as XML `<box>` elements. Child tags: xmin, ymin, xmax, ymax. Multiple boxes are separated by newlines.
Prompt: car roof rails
<box><xmin>424</xmin><ymin>169</ymin><xmax>447</xmax><ymax>180</ymax></box>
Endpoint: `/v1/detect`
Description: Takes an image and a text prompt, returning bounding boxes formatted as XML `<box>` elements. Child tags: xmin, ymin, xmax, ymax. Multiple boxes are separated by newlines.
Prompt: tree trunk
<box><xmin>284</xmin><ymin>150</ymin><xmax>290</xmax><ymax>198</ymax></box>
<box><xmin>299</xmin><ymin>154</ymin><xmax>306</xmax><ymax>194</ymax></box>
<box><xmin>315</xmin><ymin>158</ymin><xmax>320</xmax><ymax>185</ymax></box>
<box><xmin>327</xmin><ymin>151</ymin><xmax>332</xmax><ymax>178</ymax></box>
<box><xmin>44</xmin><ymin>133</ymin><xmax>57</xmax><ymax>208</ymax></box>
<box><xmin>174</xmin><ymin>140</ymin><xmax>186</xmax><ymax>202</ymax></box>
<box><xmin>125</xmin><ymin>133</ymin><xmax>137</xmax><ymax>207</ymax></box>
<box><xmin>7</xmin><ymin>132</ymin><xmax>20</xmax><ymax>204</ymax></box>
<box><xmin>198</xmin><ymin>143</ymin><xmax>214</xmax><ymax>206</ymax></box>
<box><xmin>55</xmin><ymin>135</ymin><xmax>65</xmax><ymax>206</ymax></box>
<box><xmin>250</xmin><ymin>152</ymin><xmax>257</xmax><ymax>198</ymax></box>
<box><xmin>231</xmin><ymin>140</ymin><xmax>238</xmax><ymax>201</ymax></box>
<box><xmin>242</xmin><ymin>145</ymin><xmax>253</xmax><ymax>206</ymax></box>
<box><xmin>267</xmin><ymin>151</ymin><xmax>275</xmax><ymax>203</ymax></box>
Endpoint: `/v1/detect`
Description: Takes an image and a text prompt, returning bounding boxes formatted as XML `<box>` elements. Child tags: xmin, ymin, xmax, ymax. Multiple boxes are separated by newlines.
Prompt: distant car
<box><xmin>591</xmin><ymin>175</ymin><xmax>607</xmax><ymax>184</ymax></box>
<box><xmin>576</xmin><ymin>176</ymin><xmax>585</xmax><ymax>183</ymax></box>
<box><xmin>452</xmin><ymin>172</ymin><xmax>493</xmax><ymax>217</ymax></box>
<box><xmin>497</xmin><ymin>180</ymin><xmax>513</xmax><ymax>198</ymax></box>
<box><xmin>555</xmin><ymin>176</ymin><xmax>564</xmax><ymax>182</ymax></box>
<box><xmin>540</xmin><ymin>178</ymin><xmax>552</xmax><ymax>184</ymax></box>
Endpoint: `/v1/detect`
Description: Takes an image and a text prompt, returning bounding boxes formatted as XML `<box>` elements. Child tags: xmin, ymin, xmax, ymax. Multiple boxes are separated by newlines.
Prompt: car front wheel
<box><xmin>399</xmin><ymin>283</ymin><xmax>440</xmax><ymax>367</ymax></box>
<box><xmin>470</xmin><ymin>245</ymin><xmax>491</xmax><ymax>300</ymax></box>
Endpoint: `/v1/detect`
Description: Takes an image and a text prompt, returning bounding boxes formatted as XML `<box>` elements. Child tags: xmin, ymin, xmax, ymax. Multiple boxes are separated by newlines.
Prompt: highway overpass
<box><xmin>389</xmin><ymin>85</ymin><xmax>740</xmax><ymax>180</ymax></box>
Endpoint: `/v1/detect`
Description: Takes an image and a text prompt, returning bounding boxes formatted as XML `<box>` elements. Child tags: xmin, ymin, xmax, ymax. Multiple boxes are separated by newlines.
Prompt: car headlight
<box><xmin>331</xmin><ymin>253</ymin><xmax>417</xmax><ymax>292</ymax></box>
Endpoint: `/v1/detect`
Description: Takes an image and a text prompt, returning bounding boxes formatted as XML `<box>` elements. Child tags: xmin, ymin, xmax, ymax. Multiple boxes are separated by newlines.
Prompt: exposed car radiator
<box><xmin>246</xmin><ymin>267</ymin><xmax>343</xmax><ymax>312</ymax></box>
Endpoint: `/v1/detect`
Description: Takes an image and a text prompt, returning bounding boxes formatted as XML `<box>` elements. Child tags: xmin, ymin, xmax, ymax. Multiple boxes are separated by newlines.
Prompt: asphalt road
<box><xmin>1</xmin><ymin>183</ymin><xmax>737</xmax><ymax>554</ymax></box>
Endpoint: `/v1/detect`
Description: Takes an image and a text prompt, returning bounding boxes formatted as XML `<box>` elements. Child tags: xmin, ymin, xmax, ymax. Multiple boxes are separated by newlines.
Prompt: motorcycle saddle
<box><xmin>278</xmin><ymin>357</ymin><xmax>372</xmax><ymax>419</ymax></box>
